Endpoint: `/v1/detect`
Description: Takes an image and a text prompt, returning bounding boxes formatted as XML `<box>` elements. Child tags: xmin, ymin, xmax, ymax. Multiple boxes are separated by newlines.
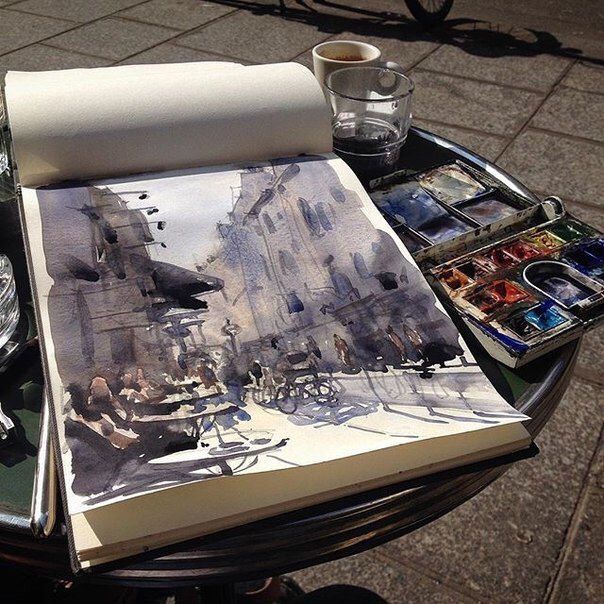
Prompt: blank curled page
<box><xmin>5</xmin><ymin>62</ymin><xmax>333</xmax><ymax>186</ymax></box>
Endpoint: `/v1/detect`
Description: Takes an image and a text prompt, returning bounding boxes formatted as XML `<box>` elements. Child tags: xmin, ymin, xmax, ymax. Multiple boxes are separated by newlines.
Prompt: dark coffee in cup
<box><xmin>329</xmin><ymin>54</ymin><xmax>365</xmax><ymax>62</ymax></box>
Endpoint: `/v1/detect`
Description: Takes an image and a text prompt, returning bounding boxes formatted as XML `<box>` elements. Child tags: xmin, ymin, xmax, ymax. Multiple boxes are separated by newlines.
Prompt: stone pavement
<box><xmin>0</xmin><ymin>0</ymin><xmax>602</xmax><ymax>601</ymax></box>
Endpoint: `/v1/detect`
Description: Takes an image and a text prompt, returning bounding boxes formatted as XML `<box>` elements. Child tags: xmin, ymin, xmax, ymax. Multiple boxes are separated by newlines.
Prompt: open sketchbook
<box><xmin>5</xmin><ymin>62</ymin><xmax>530</xmax><ymax>570</ymax></box>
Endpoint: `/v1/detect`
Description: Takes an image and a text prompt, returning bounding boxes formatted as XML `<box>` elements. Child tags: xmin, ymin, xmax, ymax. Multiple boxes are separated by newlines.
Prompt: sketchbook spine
<box><xmin>15</xmin><ymin>186</ymin><xmax>83</xmax><ymax>572</ymax></box>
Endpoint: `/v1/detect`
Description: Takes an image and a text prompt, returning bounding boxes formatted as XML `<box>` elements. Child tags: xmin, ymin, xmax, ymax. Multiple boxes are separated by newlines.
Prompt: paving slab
<box><xmin>417</xmin><ymin>43</ymin><xmax>571</xmax><ymax>92</ymax></box>
<box><xmin>118</xmin><ymin>0</ymin><xmax>236</xmax><ymax>31</ymax></box>
<box><xmin>118</xmin><ymin>42</ymin><xmax>244</xmax><ymax>65</ymax></box>
<box><xmin>562</xmin><ymin>61</ymin><xmax>604</xmax><ymax>94</ymax></box>
<box><xmin>588</xmin><ymin>437</ymin><xmax>604</xmax><ymax>490</ymax></box>
<box><xmin>291</xmin><ymin>550</ymin><xmax>474</xmax><ymax>603</ymax></box>
<box><xmin>498</xmin><ymin>129</ymin><xmax>604</xmax><ymax>207</ymax></box>
<box><xmin>251</xmin><ymin>0</ymin><xmax>416</xmax><ymax>32</ymax></box>
<box><xmin>0</xmin><ymin>43</ymin><xmax>108</xmax><ymax>78</ymax></box>
<box><xmin>454</xmin><ymin>0</ymin><xmax>604</xmax><ymax>32</ymax></box>
<box><xmin>175</xmin><ymin>10</ymin><xmax>331</xmax><ymax>63</ymax></box>
<box><xmin>412</xmin><ymin>119</ymin><xmax>508</xmax><ymax>162</ymax></box>
<box><xmin>292</xmin><ymin>50</ymin><xmax>313</xmax><ymax>71</ymax></box>
<box><xmin>531</xmin><ymin>87</ymin><xmax>604</xmax><ymax>143</ymax></box>
<box><xmin>6</xmin><ymin>0</ymin><xmax>144</xmax><ymax>22</ymax></box>
<box><xmin>409</xmin><ymin>69</ymin><xmax>544</xmax><ymax>136</ymax></box>
<box><xmin>576</xmin><ymin>330</ymin><xmax>604</xmax><ymax>387</ymax></box>
<box><xmin>378</xmin><ymin>378</ymin><xmax>603</xmax><ymax>603</ymax></box>
<box><xmin>317</xmin><ymin>0</ymin><xmax>412</xmax><ymax>19</ymax></box>
<box><xmin>45</xmin><ymin>17</ymin><xmax>176</xmax><ymax>61</ymax></box>
<box><xmin>562</xmin><ymin>201</ymin><xmax>604</xmax><ymax>232</ymax></box>
<box><xmin>549</xmin><ymin>486</ymin><xmax>604</xmax><ymax>603</ymax></box>
<box><xmin>450</xmin><ymin>0</ymin><xmax>604</xmax><ymax>62</ymax></box>
<box><xmin>0</xmin><ymin>7</ymin><xmax>74</xmax><ymax>55</ymax></box>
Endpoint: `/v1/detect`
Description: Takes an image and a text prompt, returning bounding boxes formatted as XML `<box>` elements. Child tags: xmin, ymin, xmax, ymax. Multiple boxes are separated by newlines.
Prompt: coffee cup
<box><xmin>312</xmin><ymin>41</ymin><xmax>382</xmax><ymax>87</ymax></box>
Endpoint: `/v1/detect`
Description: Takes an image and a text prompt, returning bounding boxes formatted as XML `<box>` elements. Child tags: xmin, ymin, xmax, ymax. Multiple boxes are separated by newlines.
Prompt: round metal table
<box><xmin>0</xmin><ymin>128</ymin><xmax>580</xmax><ymax>597</ymax></box>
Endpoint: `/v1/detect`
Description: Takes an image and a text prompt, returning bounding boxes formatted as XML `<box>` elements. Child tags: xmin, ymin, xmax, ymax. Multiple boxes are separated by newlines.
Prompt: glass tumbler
<box><xmin>0</xmin><ymin>94</ymin><xmax>13</xmax><ymax>203</ymax></box>
<box><xmin>325</xmin><ymin>66</ymin><xmax>414</xmax><ymax>178</ymax></box>
<box><xmin>0</xmin><ymin>95</ymin><xmax>7</xmax><ymax>175</ymax></box>
<box><xmin>0</xmin><ymin>255</ymin><xmax>19</xmax><ymax>350</ymax></box>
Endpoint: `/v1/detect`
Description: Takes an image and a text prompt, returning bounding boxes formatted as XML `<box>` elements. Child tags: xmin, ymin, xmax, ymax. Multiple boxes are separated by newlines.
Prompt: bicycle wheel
<box><xmin>275</xmin><ymin>385</ymin><xmax>298</xmax><ymax>414</ymax></box>
<box><xmin>404</xmin><ymin>0</ymin><xmax>454</xmax><ymax>26</ymax></box>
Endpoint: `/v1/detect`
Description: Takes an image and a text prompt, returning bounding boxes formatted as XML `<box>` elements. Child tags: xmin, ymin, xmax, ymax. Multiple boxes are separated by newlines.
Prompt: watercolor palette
<box><xmin>430</xmin><ymin>222</ymin><xmax>604</xmax><ymax>367</ymax></box>
<box><xmin>369</xmin><ymin>160</ymin><xmax>604</xmax><ymax>367</ymax></box>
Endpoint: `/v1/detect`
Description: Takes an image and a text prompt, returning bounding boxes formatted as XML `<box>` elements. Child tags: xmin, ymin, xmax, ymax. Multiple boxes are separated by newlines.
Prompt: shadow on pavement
<box><xmin>207</xmin><ymin>0</ymin><xmax>604</xmax><ymax>65</ymax></box>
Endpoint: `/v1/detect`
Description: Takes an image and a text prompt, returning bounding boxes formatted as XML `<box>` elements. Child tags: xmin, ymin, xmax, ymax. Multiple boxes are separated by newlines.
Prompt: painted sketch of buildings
<box><xmin>35</xmin><ymin>156</ymin><xmax>523</xmax><ymax>509</ymax></box>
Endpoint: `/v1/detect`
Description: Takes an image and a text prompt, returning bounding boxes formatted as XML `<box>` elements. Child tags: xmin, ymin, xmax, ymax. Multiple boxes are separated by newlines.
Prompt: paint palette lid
<box><xmin>369</xmin><ymin>160</ymin><xmax>538</xmax><ymax>260</ymax></box>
